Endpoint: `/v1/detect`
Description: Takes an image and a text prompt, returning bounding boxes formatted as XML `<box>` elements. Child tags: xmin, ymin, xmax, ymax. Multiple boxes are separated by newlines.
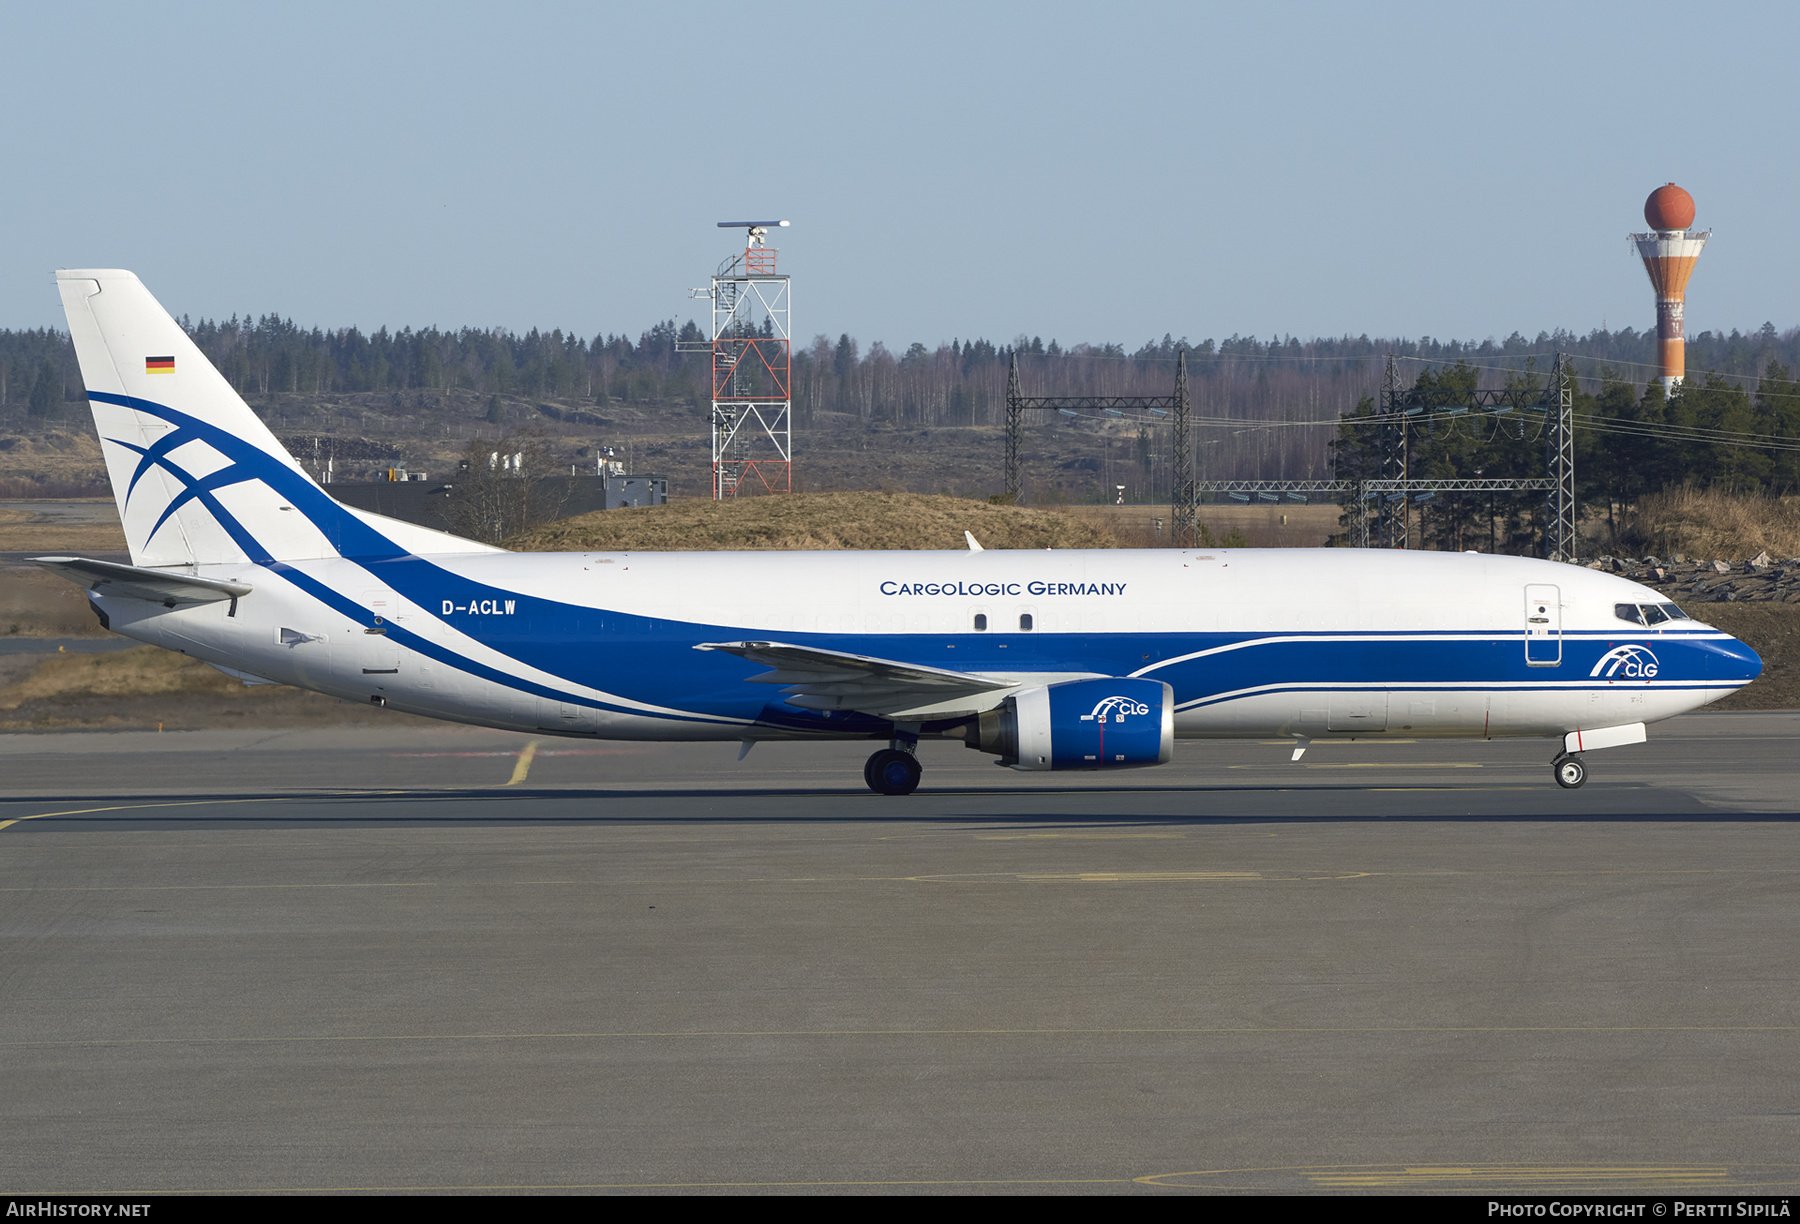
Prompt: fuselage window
<box><xmin>1019</xmin><ymin>613</ymin><xmax>1033</xmax><ymax>631</ymax></box>
<box><xmin>973</xmin><ymin>613</ymin><xmax>987</xmax><ymax>631</ymax></box>
<box><xmin>1614</xmin><ymin>603</ymin><xmax>1645</xmax><ymax>625</ymax></box>
<box><xmin>1659</xmin><ymin>602</ymin><xmax>1687</xmax><ymax>621</ymax></box>
<box><xmin>1640</xmin><ymin>603</ymin><xmax>1670</xmax><ymax>626</ymax></box>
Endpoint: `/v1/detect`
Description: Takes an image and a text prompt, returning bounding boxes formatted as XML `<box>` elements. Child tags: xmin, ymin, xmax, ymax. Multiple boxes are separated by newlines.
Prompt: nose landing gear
<box><xmin>1552</xmin><ymin>752</ymin><xmax>1587</xmax><ymax>789</ymax></box>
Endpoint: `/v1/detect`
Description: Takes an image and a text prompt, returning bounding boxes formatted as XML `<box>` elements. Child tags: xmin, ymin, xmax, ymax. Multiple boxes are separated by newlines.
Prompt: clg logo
<box><xmin>1590</xmin><ymin>644</ymin><xmax>1660</xmax><ymax>679</ymax></box>
<box><xmin>1080</xmin><ymin>695</ymin><xmax>1151</xmax><ymax>723</ymax></box>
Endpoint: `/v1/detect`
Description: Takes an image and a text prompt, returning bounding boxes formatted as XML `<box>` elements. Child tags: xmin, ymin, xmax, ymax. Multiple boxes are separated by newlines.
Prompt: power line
<box><xmin>1393</xmin><ymin>351</ymin><xmax>1800</xmax><ymax>401</ymax></box>
<box><xmin>1573</xmin><ymin>418</ymin><xmax>1800</xmax><ymax>454</ymax></box>
<box><xmin>1015</xmin><ymin>349</ymin><xmax>1388</xmax><ymax>365</ymax></box>
<box><xmin>1577</xmin><ymin>411</ymin><xmax>1799</xmax><ymax>445</ymax></box>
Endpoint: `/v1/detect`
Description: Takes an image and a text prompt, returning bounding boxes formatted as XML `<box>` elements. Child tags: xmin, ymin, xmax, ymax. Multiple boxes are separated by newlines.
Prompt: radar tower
<box><xmin>694</xmin><ymin>221</ymin><xmax>793</xmax><ymax>498</ymax></box>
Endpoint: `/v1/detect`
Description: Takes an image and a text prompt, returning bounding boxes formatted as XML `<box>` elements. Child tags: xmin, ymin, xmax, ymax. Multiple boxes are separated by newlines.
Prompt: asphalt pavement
<box><xmin>1</xmin><ymin>714</ymin><xmax>1796</xmax><ymax>1195</ymax></box>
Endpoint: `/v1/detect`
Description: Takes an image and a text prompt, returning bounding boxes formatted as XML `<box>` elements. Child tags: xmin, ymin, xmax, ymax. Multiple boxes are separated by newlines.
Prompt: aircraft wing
<box><xmin>33</xmin><ymin>555</ymin><xmax>253</xmax><ymax>606</ymax></box>
<box><xmin>695</xmin><ymin>640</ymin><xmax>1018</xmax><ymax>720</ymax></box>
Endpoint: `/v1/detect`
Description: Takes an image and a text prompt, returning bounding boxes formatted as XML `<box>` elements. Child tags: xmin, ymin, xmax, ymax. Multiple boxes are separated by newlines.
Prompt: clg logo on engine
<box><xmin>1590</xmin><ymin>644</ymin><xmax>1660</xmax><ymax>679</ymax></box>
<box><xmin>1079</xmin><ymin>695</ymin><xmax>1152</xmax><ymax>723</ymax></box>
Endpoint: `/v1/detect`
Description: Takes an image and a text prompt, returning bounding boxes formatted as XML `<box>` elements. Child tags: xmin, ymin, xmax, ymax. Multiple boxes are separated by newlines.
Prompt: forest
<box><xmin>5</xmin><ymin>311</ymin><xmax>1800</xmax><ymax>521</ymax></box>
<box><xmin>1331</xmin><ymin>357</ymin><xmax>1800</xmax><ymax>553</ymax></box>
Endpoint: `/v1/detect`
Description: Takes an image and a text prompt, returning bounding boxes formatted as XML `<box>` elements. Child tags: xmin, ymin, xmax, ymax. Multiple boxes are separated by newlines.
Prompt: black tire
<box><xmin>1553</xmin><ymin>755</ymin><xmax>1587</xmax><ymax>789</ymax></box>
<box><xmin>866</xmin><ymin>749</ymin><xmax>922</xmax><ymax>796</ymax></box>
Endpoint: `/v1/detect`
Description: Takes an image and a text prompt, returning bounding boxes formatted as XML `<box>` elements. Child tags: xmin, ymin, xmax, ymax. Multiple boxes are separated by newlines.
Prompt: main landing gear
<box><xmin>864</xmin><ymin>723</ymin><xmax>923</xmax><ymax>795</ymax></box>
<box><xmin>1552</xmin><ymin>752</ymin><xmax>1587</xmax><ymax>790</ymax></box>
<box><xmin>864</xmin><ymin>749</ymin><xmax>922</xmax><ymax>795</ymax></box>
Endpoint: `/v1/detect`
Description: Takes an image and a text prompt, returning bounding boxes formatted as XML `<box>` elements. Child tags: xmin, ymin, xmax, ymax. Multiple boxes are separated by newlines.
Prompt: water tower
<box><xmin>1631</xmin><ymin>183</ymin><xmax>1709</xmax><ymax>393</ymax></box>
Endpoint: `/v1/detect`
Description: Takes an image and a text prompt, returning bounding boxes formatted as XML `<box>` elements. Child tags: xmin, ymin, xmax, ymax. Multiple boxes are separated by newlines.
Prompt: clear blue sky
<box><xmin>3</xmin><ymin>1</ymin><xmax>1793</xmax><ymax>351</ymax></box>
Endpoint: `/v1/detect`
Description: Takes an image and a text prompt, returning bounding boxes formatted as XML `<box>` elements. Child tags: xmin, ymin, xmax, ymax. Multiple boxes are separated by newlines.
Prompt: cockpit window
<box><xmin>1615</xmin><ymin>601</ymin><xmax>1690</xmax><ymax>627</ymax></box>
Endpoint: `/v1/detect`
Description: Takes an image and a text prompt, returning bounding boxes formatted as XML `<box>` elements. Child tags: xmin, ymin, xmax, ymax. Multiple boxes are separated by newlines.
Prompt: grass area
<box><xmin>1066</xmin><ymin>503</ymin><xmax>1340</xmax><ymax>548</ymax></box>
<box><xmin>1</xmin><ymin>645</ymin><xmax>261</xmax><ymax>707</ymax></box>
<box><xmin>0</xmin><ymin>644</ymin><xmax>436</xmax><ymax>731</ymax></box>
<box><xmin>0</xmin><ymin>566</ymin><xmax>108</xmax><ymax>637</ymax></box>
<box><xmin>507</xmin><ymin>491</ymin><xmax>1123</xmax><ymax>552</ymax></box>
<box><xmin>1621</xmin><ymin>487</ymin><xmax>1800</xmax><ymax>561</ymax></box>
<box><xmin>0</xmin><ymin>505</ymin><xmax>128</xmax><ymax>555</ymax></box>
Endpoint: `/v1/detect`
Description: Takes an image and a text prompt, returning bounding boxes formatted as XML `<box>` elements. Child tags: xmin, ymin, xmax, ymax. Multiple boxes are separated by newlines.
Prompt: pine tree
<box><xmin>1755</xmin><ymin>360</ymin><xmax>1800</xmax><ymax>493</ymax></box>
<box><xmin>27</xmin><ymin>358</ymin><xmax>59</xmax><ymax>418</ymax></box>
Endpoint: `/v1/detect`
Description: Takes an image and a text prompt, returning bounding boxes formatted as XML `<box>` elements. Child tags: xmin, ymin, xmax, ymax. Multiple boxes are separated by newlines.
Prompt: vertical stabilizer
<box><xmin>57</xmin><ymin>269</ymin><xmax>339</xmax><ymax>567</ymax></box>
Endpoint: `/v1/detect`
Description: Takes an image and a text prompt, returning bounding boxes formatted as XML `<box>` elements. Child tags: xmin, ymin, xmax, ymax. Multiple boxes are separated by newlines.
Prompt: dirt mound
<box><xmin>507</xmin><ymin>491</ymin><xmax>1123</xmax><ymax>552</ymax></box>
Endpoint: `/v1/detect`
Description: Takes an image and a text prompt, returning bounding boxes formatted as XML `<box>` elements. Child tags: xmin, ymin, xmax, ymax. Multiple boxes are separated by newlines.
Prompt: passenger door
<box><xmin>1525</xmin><ymin>584</ymin><xmax>1561</xmax><ymax>666</ymax></box>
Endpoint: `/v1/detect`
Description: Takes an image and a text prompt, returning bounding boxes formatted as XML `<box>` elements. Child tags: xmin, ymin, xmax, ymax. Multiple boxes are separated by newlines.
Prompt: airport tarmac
<box><xmin>2</xmin><ymin>714</ymin><xmax>1797</xmax><ymax>1195</ymax></box>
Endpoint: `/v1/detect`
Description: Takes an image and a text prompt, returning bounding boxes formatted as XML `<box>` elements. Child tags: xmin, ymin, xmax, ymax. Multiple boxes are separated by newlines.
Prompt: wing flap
<box><xmin>695</xmin><ymin>640</ymin><xmax>1019</xmax><ymax>719</ymax></box>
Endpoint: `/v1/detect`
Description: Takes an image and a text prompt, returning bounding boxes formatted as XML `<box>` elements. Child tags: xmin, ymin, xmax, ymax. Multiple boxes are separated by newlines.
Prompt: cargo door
<box><xmin>360</xmin><ymin>589</ymin><xmax>401</xmax><ymax>677</ymax></box>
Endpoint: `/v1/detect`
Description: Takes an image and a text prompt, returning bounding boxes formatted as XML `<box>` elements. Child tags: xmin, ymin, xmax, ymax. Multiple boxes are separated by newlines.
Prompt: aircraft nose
<box><xmin>1720</xmin><ymin>634</ymin><xmax>1763</xmax><ymax>683</ymax></box>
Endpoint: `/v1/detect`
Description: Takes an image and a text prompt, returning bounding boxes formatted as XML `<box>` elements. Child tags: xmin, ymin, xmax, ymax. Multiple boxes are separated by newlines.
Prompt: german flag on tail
<box><xmin>145</xmin><ymin>356</ymin><xmax>174</xmax><ymax>374</ymax></box>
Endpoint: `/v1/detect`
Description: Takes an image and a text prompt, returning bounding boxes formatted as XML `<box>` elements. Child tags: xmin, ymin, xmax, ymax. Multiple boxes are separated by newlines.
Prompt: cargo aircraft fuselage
<box><xmin>37</xmin><ymin>270</ymin><xmax>1761</xmax><ymax>794</ymax></box>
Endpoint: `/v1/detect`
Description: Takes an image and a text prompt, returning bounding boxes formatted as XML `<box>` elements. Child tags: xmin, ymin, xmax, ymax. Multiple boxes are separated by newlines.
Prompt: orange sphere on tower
<box><xmin>1644</xmin><ymin>182</ymin><xmax>1696</xmax><ymax>232</ymax></box>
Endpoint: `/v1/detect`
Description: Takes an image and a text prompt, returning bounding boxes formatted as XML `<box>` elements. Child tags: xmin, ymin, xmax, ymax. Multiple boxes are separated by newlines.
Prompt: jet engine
<box><xmin>964</xmin><ymin>677</ymin><xmax>1174</xmax><ymax>770</ymax></box>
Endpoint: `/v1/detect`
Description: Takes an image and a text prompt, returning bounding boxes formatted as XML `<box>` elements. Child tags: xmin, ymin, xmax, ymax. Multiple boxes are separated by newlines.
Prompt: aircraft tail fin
<box><xmin>56</xmin><ymin>270</ymin><xmax>490</xmax><ymax>567</ymax></box>
<box><xmin>57</xmin><ymin>269</ymin><xmax>341</xmax><ymax>567</ymax></box>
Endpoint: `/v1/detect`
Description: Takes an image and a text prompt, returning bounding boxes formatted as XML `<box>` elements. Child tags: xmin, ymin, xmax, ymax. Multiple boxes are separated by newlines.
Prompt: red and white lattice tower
<box><xmin>702</xmin><ymin>221</ymin><xmax>791</xmax><ymax>499</ymax></box>
<box><xmin>1632</xmin><ymin>183</ymin><xmax>1709</xmax><ymax>394</ymax></box>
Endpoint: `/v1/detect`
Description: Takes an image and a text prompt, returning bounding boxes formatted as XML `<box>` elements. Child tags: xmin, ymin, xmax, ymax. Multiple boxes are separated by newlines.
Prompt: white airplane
<box><xmin>35</xmin><ymin>269</ymin><xmax>1761</xmax><ymax>794</ymax></box>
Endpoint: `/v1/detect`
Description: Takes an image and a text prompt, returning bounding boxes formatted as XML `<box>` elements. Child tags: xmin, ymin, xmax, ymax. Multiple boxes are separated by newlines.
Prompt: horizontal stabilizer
<box><xmin>696</xmin><ymin>640</ymin><xmax>1018</xmax><ymax>719</ymax></box>
<box><xmin>32</xmin><ymin>555</ymin><xmax>252</xmax><ymax>606</ymax></box>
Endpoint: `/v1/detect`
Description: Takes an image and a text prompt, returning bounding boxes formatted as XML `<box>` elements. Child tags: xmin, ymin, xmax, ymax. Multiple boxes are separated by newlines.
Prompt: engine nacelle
<box><xmin>966</xmin><ymin>677</ymin><xmax>1174</xmax><ymax>771</ymax></box>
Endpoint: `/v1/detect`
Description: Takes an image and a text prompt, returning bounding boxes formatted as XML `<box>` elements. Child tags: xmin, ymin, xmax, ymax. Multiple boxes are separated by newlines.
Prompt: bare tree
<box><xmin>445</xmin><ymin>431</ymin><xmax>570</xmax><ymax>545</ymax></box>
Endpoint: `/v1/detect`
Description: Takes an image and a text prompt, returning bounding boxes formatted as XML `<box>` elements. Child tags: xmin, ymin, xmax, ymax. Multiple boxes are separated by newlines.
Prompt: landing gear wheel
<box><xmin>865</xmin><ymin>749</ymin><xmax>922</xmax><ymax>796</ymax></box>
<box><xmin>1553</xmin><ymin>754</ymin><xmax>1587</xmax><ymax>790</ymax></box>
